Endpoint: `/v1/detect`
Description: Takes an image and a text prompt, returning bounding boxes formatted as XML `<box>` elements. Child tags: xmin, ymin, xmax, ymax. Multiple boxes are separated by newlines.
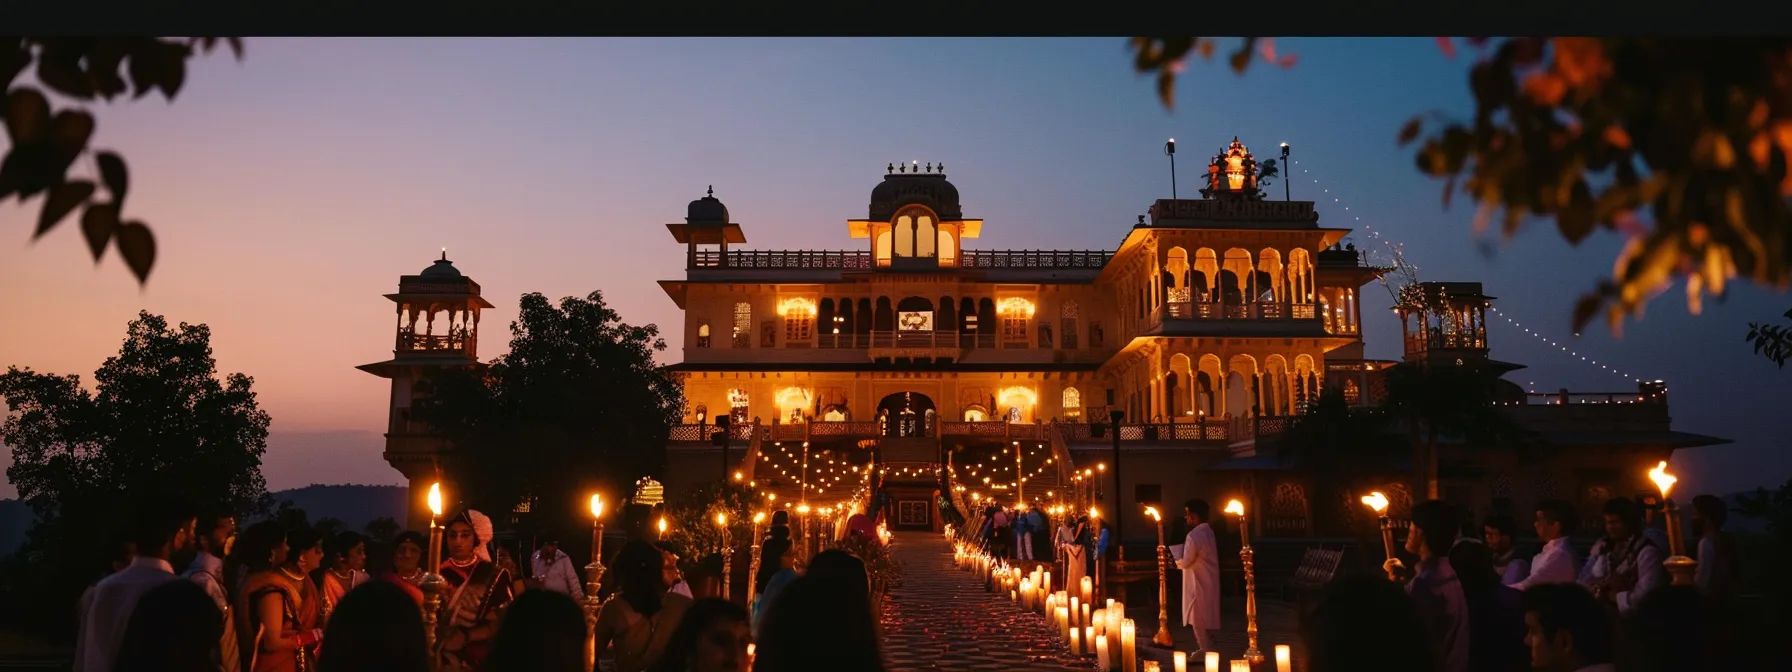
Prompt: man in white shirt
<box><xmin>1513</xmin><ymin>499</ymin><xmax>1580</xmax><ymax>591</ymax></box>
<box><xmin>1577</xmin><ymin>497</ymin><xmax>1665</xmax><ymax>615</ymax></box>
<box><xmin>1521</xmin><ymin>582</ymin><xmax>1617</xmax><ymax>672</ymax></box>
<box><xmin>1174</xmin><ymin>499</ymin><xmax>1220</xmax><ymax>655</ymax></box>
<box><xmin>531</xmin><ymin>535</ymin><xmax>585</xmax><ymax>600</ymax></box>
<box><xmin>75</xmin><ymin>497</ymin><xmax>197</xmax><ymax>672</ymax></box>
<box><xmin>185</xmin><ymin>509</ymin><xmax>240</xmax><ymax>672</ymax></box>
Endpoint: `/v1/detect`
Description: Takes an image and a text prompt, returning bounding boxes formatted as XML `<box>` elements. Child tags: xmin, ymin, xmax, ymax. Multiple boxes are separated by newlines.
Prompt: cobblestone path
<box><xmin>880</xmin><ymin>534</ymin><xmax>1095</xmax><ymax>672</ymax></box>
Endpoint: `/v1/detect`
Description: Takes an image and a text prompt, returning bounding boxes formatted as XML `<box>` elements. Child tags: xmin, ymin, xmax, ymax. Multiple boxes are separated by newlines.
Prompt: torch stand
<box><xmin>584</xmin><ymin>527</ymin><xmax>607</xmax><ymax>672</ymax></box>
<box><xmin>420</xmin><ymin>572</ymin><xmax>447</xmax><ymax>671</ymax></box>
<box><xmin>1660</xmin><ymin>499</ymin><xmax>1699</xmax><ymax>587</ymax></box>
<box><xmin>1152</xmin><ymin>520</ymin><xmax>1173</xmax><ymax>647</ymax></box>
<box><xmin>1240</xmin><ymin>522</ymin><xmax>1263</xmax><ymax>665</ymax></box>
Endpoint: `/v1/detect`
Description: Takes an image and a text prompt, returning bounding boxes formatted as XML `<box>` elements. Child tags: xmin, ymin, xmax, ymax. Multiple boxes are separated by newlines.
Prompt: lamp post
<box><xmin>715</xmin><ymin>512</ymin><xmax>732</xmax><ymax>600</ymax></box>
<box><xmin>715</xmin><ymin>415</ymin><xmax>732</xmax><ymax>483</ymax></box>
<box><xmin>1226</xmin><ymin>499</ymin><xmax>1263</xmax><ymax>665</ymax></box>
<box><xmin>1091</xmin><ymin>506</ymin><xmax>1104</xmax><ymax>603</ymax></box>
<box><xmin>1279</xmin><ymin>142</ymin><xmax>1291</xmax><ymax>201</ymax></box>
<box><xmin>1144</xmin><ymin>506</ymin><xmax>1173</xmax><ymax>647</ymax></box>
<box><xmin>1015</xmin><ymin>440</ymin><xmax>1024</xmax><ymax>505</ymax></box>
<box><xmin>1361</xmin><ymin>491</ymin><xmax>1395</xmax><ymax>563</ymax></box>
<box><xmin>1166</xmin><ymin>138</ymin><xmax>1178</xmax><ymax>200</ymax></box>
<box><xmin>421</xmin><ymin>483</ymin><xmax>447</xmax><ymax>672</ymax></box>
<box><xmin>1109</xmin><ymin>408</ymin><xmax>1124</xmax><ymax>572</ymax></box>
<box><xmin>584</xmin><ymin>494</ymin><xmax>607</xmax><ymax>671</ymax></box>
<box><xmin>797</xmin><ymin>504</ymin><xmax>812</xmax><ymax>560</ymax></box>
<box><xmin>748</xmin><ymin>512</ymin><xmax>766</xmax><ymax>603</ymax></box>
<box><xmin>1648</xmin><ymin>461</ymin><xmax>1699</xmax><ymax>586</ymax></box>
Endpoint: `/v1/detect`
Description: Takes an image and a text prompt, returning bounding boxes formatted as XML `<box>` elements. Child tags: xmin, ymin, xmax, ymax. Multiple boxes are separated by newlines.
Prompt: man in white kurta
<box><xmin>1175</xmin><ymin>499</ymin><xmax>1221</xmax><ymax>654</ymax></box>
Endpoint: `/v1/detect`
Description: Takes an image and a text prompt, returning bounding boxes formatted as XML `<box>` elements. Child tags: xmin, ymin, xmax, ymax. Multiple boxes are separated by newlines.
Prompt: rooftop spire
<box><xmin>707</xmin><ymin>185</ymin><xmax>714</xmax><ymax>197</ymax></box>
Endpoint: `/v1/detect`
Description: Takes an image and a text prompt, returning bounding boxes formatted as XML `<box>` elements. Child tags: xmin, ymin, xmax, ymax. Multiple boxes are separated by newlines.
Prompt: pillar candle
<box><xmin>1057</xmin><ymin>606</ymin><xmax>1070</xmax><ymax>639</ymax></box>
<box><xmin>1144</xmin><ymin>663</ymin><xmax>1162</xmax><ymax>672</ymax></box>
<box><xmin>1070</xmin><ymin>596</ymin><xmax>1081</xmax><ymax>629</ymax></box>
<box><xmin>1071</xmin><ymin>623</ymin><xmax>1082</xmax><ymax>655</ymax></box>
<box><xmin>1084</xmin><ymin>626</ymin><xmax>1095</xmax><ymax>657</ymax></box>
<box><xmin>1121</xmin><ymin>619</ymin><xmax>1137</xmax><ymax>672</ymax></box>
<box><xmin>1082</xmin><ymin>603</ymin><xmax>1092</xmax><ymax>634</ymax></box>
<box><xmin>1204</xmin><ymin>652</ymin><xmax>1220</xmax><ymax>672</ymax></box>
<box><xmin>1096</xmin><ymin>636</ymin><xmax>1112</xmax><ymax>671</ymax></box>
<box><xmin>1082</xmin><ymin>575</ymin><xmax>1094</xmax><ymax>605</ymax></box>
<box><xmin>1011</xmin><ymin>589</ymin><xmax>1017</xmax><ymax>601</ymax></box>
<box><xmin>1174</xmin><ymin>651</ymin><xmax>1187</xmax><ymax>672</ymax></box>
<box><xmin>1230</xmin><ymin>661</ymin><xmax>1249</xmax><ymax>672</ymax></box>
<box><xmin>1275</xmin><ymin>645</ymin><xmax>1291</xmax><ymax>672</ymax></box>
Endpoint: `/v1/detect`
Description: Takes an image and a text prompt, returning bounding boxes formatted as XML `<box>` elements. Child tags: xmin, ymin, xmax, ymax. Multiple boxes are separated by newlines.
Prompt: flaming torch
<box><xmin>1226</xmin><ymin>499</ymin><xmax>1263</xmax><ymax>665</ymax></box>
<box><xmin>1361</xmin><ymin>491</ymin><xmax>1395</xmax><ymax>562</ymax></box>
<box><xmin>1144</xmin><ymin>506</ymin><xmax>1173</xmax><ymax>647</ymax></box>
<box><xmin>421</xmin><ymin>483</ymin><xmax>447</xmax><ymax>670</ymax></box>
<box><xmin>1648</xmin><ymin>461</ymin><xmax>1698</xmax><ymax>586</ymax></box>
<box><xmin>715</xmin><ymin>512</ymin><xmax>733</xmax><ymax>599</ymax></box>
<box><xmin>584</xmin><ymin>494</ymin><xmax>606</xmax><ymax>669</ymax></box>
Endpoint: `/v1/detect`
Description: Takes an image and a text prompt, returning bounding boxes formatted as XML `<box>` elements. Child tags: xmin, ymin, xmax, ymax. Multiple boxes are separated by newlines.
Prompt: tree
<box><xmin>4</xmin><ymin>38</ymin><xmax>243</xmax><ymax>284</ymax></box>
<box><xmin>1383</xmin><ymin>361</ymin><xmax>1535</xmax><ymax>500</ymax></box>
<box><xmin>414</xmin><ymin>290</ymin><xmax>684</xmax><ymax>559</ymax></box>
<box><xmin>1273</xmin><ymin>387</ymin><xmax>1403</xmax><ymax>568</ymax></box>
<box><xmin>0</xmin><ymin>310</ymin><xmax>270</xmax><ymax>639</ymax></box>
<box><xmin>1129</xmin><ymin>37</ymin><xmax>1792</xmax><ymax>334</ymax></box>
<box><xmin>364</xmin><ymin>516</ymin><xmax>401</xmax><ymax>544</ymax></box>
<box><xmin>1746</xmin><ymin>308</ymin><xmax>1792</xmax><ymax>368</ymax></box>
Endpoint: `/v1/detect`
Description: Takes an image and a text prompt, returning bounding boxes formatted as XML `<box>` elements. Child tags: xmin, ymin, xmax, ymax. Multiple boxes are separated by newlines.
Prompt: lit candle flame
<box><xmin>1144</xmin><ymin>506</ymin><xmax>1161</xmax><ymax>522</ymax></box>
<box><xmin>657</xmin><ymin>517</ymin><xmax>668</xmax><ymax>534</ymax></box>
<box><xmin>589</xmin><ymin>493</ymin><xmax>604</xmax><ymax>520</ymax></box>
<box><xmin>1089</xmin><ymin>507</ymin><xmax>1100</xmax><ymax>519</ymax></box>
<box><xmin>1649</xmin><ymin>461</ymin><xmax>1677</xmax><ymax>498</ymax></box>
<box><xmin>1224</xmin><ymin>499</ymin><xmax>1245</xmax><ymax>517</ymax></box>
<box><xmin>715</xmin><ymin>512</ymin><xmax>728</xmax><ymax>527</ymax></box>
<box><xmin>753</xmin><ymin>512</ymin><xmax>766</xmax><ymax>524</ymax></box>
<box><xmin>427</xmin><ymin>482</ymin><xmax>443</xmax><ymax>517</ymax></box>
<box><xmin>1362</xmin><ymin>491</ymin><xmax>1389</xmax><ymax>514</ymax></box>
<box><xmin>797</xmin><ymin>504</ymin><xmax>811</xmax><ymax>515</ymax></box>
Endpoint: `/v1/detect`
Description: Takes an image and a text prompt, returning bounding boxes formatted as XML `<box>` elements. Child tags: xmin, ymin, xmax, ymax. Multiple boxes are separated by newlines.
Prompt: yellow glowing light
<box><xmin>778</xmin><ymin>297</ymin><xmax>818</xmax><ymax>317</ymax></box>
<box><xmin>997</xmin><ymin>297</ymin><xmax>1036</xmax><ymax>317</ymax></box>
<box><xmin>1649</xmin><ymin>461</ymin><xmax>1677</xmax><ymax>498</ymax></box>
<box><xmin>1097</xmin><ymin>463</ymin><xmax>1106</xmax><ymax>472</ymax></box>
<box><xmin>715</xmin><ymin>512</ymin><xmax>728</xmax><ymax>527</ymax></box>
<box><xmin>753</xmin><ymin>512</ymin><xmax>766</xmax><ymax>524</ymax></box>
<box><xmin>1225</xmin><ymin>499</ymin><xmax>1245</xmax><ymax>517</ymax></box>
<box><xmin>1144</xmin><ymin>506</ymin><xmax>1161</xmax><ymax>522</ymax></box>
<box><xmin>1090</xmin><ymin>507</ymin><xmax>1100</xmax><ymax>520</ymax></box>
<box><xmin>657</xmin><ymin>517</ymin><xmax>668</xmax><ymax>534</ymax></box>
<box><xmin>427</xmin><ymin>483</ymin><xmax>443</xmax><ymax>517</ymax></box>
<box><xmin>797</xmin><ymin>504</ymin><xmax>811</xmax><ymax>515</ymax></box>
<box><xmin>588</xmin><ymin>493</ymin><xmax>604</xmax><ymax>520</ymax></box>
<box><xmin>1361</xmin><ymin>491</ymin><xmax>1389</xmax><ymax>514</ymax></box>
<box><xmin>733</xmin><ymin>471</ymin><xmax>744</xmax><ymax>481</ymax></box>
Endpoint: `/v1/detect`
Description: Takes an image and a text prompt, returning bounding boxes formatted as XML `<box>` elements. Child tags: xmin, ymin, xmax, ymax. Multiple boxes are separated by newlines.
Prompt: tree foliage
<box><xmin>1131</xmin><ymin>37</ymin><xmax>1792</xmax><ymax>335</ymax></box>
<box><xmin>3</xmin><ymin>37</ymin><xmax>243</xmax><ymax>284</ymax></box>
<box><xmin>0</xmin><ymin>310</ymin><xmax>270</xmax><ymax>639</ymax></box>
<box><xmin>1746</xmin><ymin>307</ymin><xmax>1792</xmax><ymax>368</ymax></box>
<box><xmin>414</xmin><ymin>290</ymin><xmax>684</xmax><ymax>551</ymax></box>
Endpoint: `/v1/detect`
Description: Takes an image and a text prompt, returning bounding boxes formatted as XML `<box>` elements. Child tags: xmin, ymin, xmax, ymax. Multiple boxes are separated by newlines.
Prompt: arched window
<box><xmin>963</xmin><ymin>405</ymin><xmax>988</xmax><ymax>421</ymax></box>
<box><xmin>781</xmin><ymin>298</ymin><xmax>815</xmax><ymax>344</ymax></box>
<box><xmin>732</xmin><ymin>303</ymin><xmax>751</xmax><ymax>348</ymax></box>
<box><xmin>875</xmin><ymin>231</ymin><xmax>893</xmax><ymax>267</ymax></box>
<box><xmin>891</xmin><ymin>207</ymin><xmax>939</xmax><ymax>259</ymax></box>
<box><xmin>728</xmin><ymin>389</ymin><xmax>749</xmax><ymax>425</ymax></box>
<box><xmin>696</xmin><ymin>323</ymin><xmax>711</xmax><ymax>348</ymax></box>
<box><xmin>1063</xmin><ymin>387</ymin><xmax>1082</xmax><ymax>419</ymax></box>
<box><xmin>693</xmin><ymin>404</ymin><xmax>708</xmax><ymax>425</ymax></box>
<box><xmin>938</xmin><ymin>229</ymin><xmax>957</xmax><ymax>266</ymax></box>
<box><xmin>1343</xmin><ymin>379</ymin><xmax>1361</xmax><ymax>405</ymax></box>
<box><xmin>1006</xmin><ymin>406</ymin><xmax>1022</xmax><ymax>423</ymax></box>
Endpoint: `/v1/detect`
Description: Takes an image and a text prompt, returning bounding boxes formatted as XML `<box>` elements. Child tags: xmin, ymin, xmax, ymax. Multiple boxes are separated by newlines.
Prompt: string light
<box><xmin>1293</xmin><ymin>158</ymin><xmax>1655</xmax><ymax>385</ymax></box>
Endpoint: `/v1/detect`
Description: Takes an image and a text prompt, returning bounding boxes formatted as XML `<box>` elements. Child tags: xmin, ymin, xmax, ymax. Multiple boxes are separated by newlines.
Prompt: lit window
<box><xmin>780</xmin><ymin>298</ymin><xmax>816</xmax><ymax>343</ymax></box>
<box><xmin>696</xmin><ymin>323</ymin><xmax>711</xmax><ymax>348</ymax></box>
<box><xmin>1063</xmin><ymin>387</ymin><xmax>1082</xmax><ymax>419</ymax></box>
<box><xmin>732</xmin><ymin>303</ymin><xmax>751</xmax><ymax>348</ymax></box>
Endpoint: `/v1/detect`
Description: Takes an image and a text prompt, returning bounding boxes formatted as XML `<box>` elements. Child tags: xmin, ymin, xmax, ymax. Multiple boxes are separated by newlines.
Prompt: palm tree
<box><xmin>1382</xmin><ymin>361</ymin><xmax>1533</xmax><ymax>500</ymax></box>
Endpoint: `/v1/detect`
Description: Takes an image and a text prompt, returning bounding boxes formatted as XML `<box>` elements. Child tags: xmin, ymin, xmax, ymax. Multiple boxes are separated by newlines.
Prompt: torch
<box><xmin>715</xmin><ymin>512</ymin><xmax>733</xmax><ymax>600</ymax></box>
<box><xmin>1362</xmin><ymin>491</ymin><xmax>1395</xmax><ymax>564</ymax></box>
<box><xmin>584</xmin><ymin>494</ymin><xmax>606</xmax><ymax>670</ymax></box>
<box><xmin>1144</xmin><ymin>506</ymin><xmax>1173</xmax><ymax>647</ymax></box>
<box><xmin>1226</xmin><ymin>499</ymin><xmax>1263</xmax><ymax>665</ymax></box>
<box><xmin>1649</xmin><ymin>461</ymin><xmax>1699</xmax><ymax>586</ymax></box>
<box><xmin>748</xmin><ymin>512</ymin><xmax>766</xmax><ymax>603</ymax></box>
<box><xmin>420</xmin><ymin>483</ymin><xmax>447</xmax><ymax>671</ymax></box>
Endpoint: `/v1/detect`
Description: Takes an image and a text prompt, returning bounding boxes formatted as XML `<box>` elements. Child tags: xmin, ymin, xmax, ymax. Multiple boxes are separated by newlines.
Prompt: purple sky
<box><xmin>1</xmin><ymin>38</ymin><xmax>1787</xmax><ymax>498</ymax></box>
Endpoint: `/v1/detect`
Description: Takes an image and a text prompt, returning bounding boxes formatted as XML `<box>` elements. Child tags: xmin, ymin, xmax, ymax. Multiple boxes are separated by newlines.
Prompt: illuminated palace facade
<box><xmin>365</xmin><ymin>137</ymin><xmax>1724</xmax><ymax>540</ymax></box>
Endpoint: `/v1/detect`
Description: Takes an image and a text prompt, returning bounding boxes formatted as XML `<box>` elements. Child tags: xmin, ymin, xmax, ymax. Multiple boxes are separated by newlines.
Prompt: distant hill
<box><xmin>0</xmin><ymin>483</ymin><xmax>410</xmax><ymax>555</ymax></box>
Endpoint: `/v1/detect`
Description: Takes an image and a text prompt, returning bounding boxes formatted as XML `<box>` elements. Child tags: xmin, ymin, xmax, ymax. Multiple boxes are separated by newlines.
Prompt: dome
<box><xmin>686</xmin><ymin>185</ymin><xmax>730</xmax><ymax>226</ymax></box>
<box><xmin>420</xmin><ymin>250</ymin><xmax>462</xmax><ymax>277</ymax></box>
<box><xmin>869</xmin><ymin>168</ymin><xmax>962</xmax><ymax>222</ymax></box>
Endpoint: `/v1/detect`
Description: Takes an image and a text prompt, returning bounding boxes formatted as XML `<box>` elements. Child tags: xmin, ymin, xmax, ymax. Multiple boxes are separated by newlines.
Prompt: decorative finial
<box><xmin>938</xmin><ymin>162</ymin><xmax>945</xmax><ymax>173</ymax></box>
<box><xmin>887</xmin><ymin>162</ymin><xmax>894</xmax><ymax>174</ymax></box>
<box><xmin>707</xmin><ymin>185</ymin><xmax>714</xmax><ymax>198</ymax></box>
<box><xmin>898</xmin><ymin>162</ymin><xmax>906</xmax><ymax>173</ymax></box>
<box><xmin>925</xmin><ymin>162</ymin><xmax>933</xmax><ymax>173</ymax></box>
<box><xmin>441</xmin><ymin>247</ymin><xmax>447</xmax><ymax>261</ymax></box>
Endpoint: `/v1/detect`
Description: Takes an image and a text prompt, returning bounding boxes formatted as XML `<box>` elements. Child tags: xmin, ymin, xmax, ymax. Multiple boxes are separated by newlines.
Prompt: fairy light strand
<box><xmin>1291</xmin><ymin>157</ymin><xmax>1654</xmax><ymax>385</ymax></box>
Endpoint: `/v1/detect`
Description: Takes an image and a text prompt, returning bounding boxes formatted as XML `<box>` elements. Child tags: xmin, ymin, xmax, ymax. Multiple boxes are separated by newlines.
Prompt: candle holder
<box><xmin>585</xmin><ymin>495</ymin><xmax>607</xmax><ymax>669</ymax></box>
<box><xmin>748</xmin><ymin>512</ymin><xmax>765</xmax><ymax>603</ymax></box>
<box><xmin>420</xmin><ymin>571</ymin><xmax>446</xmax><ymax>669</ymax></box>
<box><xmin>1648</xmin><ymin>462</ymin><xmax>1699</xmax><ymax>586</ymax></box>
<box><xmin>1226</xmin><ymin>500</ymin><xmax>1263</xmax><ymax>666</ymax></box>
<box><xmin>1361</xmin><ymin>491</ymin><xmax>1395</xmax><ymax>563</ymax></box>
<box><xmin>1144</xmin><ymin>507</ymin><xmax>1172</xmax><ymax>647</ymax></box>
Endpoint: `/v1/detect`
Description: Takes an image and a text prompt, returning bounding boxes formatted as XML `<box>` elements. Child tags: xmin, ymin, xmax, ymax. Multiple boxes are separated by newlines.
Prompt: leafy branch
<box><xmin>2</xmin><ymin>37</ymin><xmax>243</xmax><ymax>284</ymax></box>
<box><xmin>1746</xmin><ymin>307</ymin><xmax>1792</xmax><ymax>368</ymax></box>
<box><xmin>1131</xmin><ymin>37</ymin><xmax>1792</xmax><ymax>336</ymax></box>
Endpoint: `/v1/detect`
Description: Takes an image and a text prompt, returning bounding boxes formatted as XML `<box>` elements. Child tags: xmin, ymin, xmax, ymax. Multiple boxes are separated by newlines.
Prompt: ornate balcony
<box><xmin>688</xmin><ymin>249</ymin><xmax>1111</xmax><ymax>271</ymax></box>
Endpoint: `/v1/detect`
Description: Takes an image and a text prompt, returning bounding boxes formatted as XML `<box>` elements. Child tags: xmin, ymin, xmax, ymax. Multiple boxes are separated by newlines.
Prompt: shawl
<box><xmin>451</xmin><ymin>509</ymin><xmax>495</xmax><ymax>563</ymax></box>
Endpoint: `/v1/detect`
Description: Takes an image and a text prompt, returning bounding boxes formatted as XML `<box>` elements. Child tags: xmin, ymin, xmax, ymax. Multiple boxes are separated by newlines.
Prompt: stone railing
<box><xmin>689</xmin><ymin>249</ymin><xmax>1111</xmax><ymax>271</ymax></box>
<box><xmin>959</xmin><ymin>250</ymin><xmax>1112</xmax><ymax>269</ymax></box>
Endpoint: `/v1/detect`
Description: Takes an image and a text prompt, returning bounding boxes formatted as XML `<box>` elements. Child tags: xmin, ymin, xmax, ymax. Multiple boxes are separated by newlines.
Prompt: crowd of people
<box><xmin>74</xmin><ymin>498</ymin><xmax>894</xmax><ymax>672</ymax></box>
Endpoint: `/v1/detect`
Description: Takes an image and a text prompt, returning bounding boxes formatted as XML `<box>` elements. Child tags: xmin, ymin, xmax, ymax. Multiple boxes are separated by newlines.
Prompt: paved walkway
<box><xmin>881</xmin><ymin>534</ymin><xmax>1095</xmax><ymax>671</ymax></box>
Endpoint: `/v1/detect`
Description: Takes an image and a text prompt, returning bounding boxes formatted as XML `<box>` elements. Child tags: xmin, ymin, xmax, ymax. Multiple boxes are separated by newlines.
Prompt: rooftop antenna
<box><xmin>1165</xmin><ymin>138</ymin><xmax>1178</xmax><ymax>199</ymax></box>
<box><xmin>1279</xmin><ymin>142</ymin><xmax>1291</xmax><ymax>201</ymax></box>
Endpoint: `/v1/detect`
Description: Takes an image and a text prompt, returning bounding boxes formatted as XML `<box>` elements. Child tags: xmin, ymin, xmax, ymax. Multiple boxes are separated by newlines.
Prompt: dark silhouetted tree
<box><xmin>414</xmin><ymin>290</ymin><xmax>683</xmax><ymax>561</ymax></box>
<box><xmin>0</xmin><ymin>310</ymin><xmax>269</xmax><ymax>639</ymax></box>
<box><xmin>1746</xmin><ymin>308</ymin><xmax>1792</xmax><ymax>369</ymax></box>
<box><xmin>363</xmin><ymin>516</ymin><xmax>401</xmax><ymax>544</ymax></box>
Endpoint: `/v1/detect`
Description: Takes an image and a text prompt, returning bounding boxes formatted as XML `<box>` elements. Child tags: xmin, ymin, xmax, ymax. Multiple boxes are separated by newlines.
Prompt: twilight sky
<box><xmin>1</xmin><ymin>38</ymin><xmax>1788</xmax><ymax>498</ymax></box>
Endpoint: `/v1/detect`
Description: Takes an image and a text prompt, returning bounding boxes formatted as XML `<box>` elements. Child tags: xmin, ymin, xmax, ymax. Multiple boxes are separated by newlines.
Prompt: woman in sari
<box><xmin>435</xmin><ymin>509</ymin><xmax>513</xmax><ymax>671</ymax></box>
<box><xmin>239</xmin><ymin>527</ymin><xmax>324</xmax><ymax>672</ymax></box>
<box><xmin>379</xmin><ymin>531</ymin><xmax>428</xmax><ymax>606</ymax></box>
<box><xmin>595</xmin><ymin>540</ymin><xmax>693</xmax><ymax>672</ymax></box>
<box><xmin>316</xmin><ymin>531</ymin><xmax>368</xmax><ymax>627</ymax></box>
<box><xmin>1058</xmin><ymin>515</ymin><xmax>1087</xmax><ymax>594</ymax></box>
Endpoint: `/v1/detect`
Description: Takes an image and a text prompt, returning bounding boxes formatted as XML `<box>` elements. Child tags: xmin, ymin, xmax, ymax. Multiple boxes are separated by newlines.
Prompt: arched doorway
<box><xmin>876</xmin><ymin>391</ymin><xmax>937</xmax><ymax>438</ymax></box>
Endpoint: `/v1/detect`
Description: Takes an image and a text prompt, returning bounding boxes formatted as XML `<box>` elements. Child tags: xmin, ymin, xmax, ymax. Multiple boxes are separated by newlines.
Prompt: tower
<box><xmin>357</xmin><ymin>250</ymin><xmax>494</xmax><ymax>529</ymax></box>
<box><xmin>1393</xmin><ymin>281</ymin><xmax>1493</xmax><ymax>366</ymax></box>
<box><xmin>667</xmin><ymin>186</ymin><xmax>746</xmax><ymax>269</ymax></box>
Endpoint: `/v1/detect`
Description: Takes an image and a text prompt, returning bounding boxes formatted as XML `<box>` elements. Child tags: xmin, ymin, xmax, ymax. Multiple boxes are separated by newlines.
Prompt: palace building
<box><xmin>363</xmin><ymin>138</ymin><xmax>1726</xmax><ymax>546</ymax></box>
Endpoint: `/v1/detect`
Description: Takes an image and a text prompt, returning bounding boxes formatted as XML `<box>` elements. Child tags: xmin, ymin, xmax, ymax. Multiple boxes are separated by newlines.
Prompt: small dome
<box><xmin>869</xmin><ymin>169</ymin><xmax>962</xmax><ymax>222</ymax></box>
<box><xmin>420</xmin><ymin>250</ymin><xmax>461</xmax><ymax>277</ymax></box>
<box><xmin>686</xmin><ymin>185</ymin><xmax>729</xmax><ymax>225</ymax></box>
